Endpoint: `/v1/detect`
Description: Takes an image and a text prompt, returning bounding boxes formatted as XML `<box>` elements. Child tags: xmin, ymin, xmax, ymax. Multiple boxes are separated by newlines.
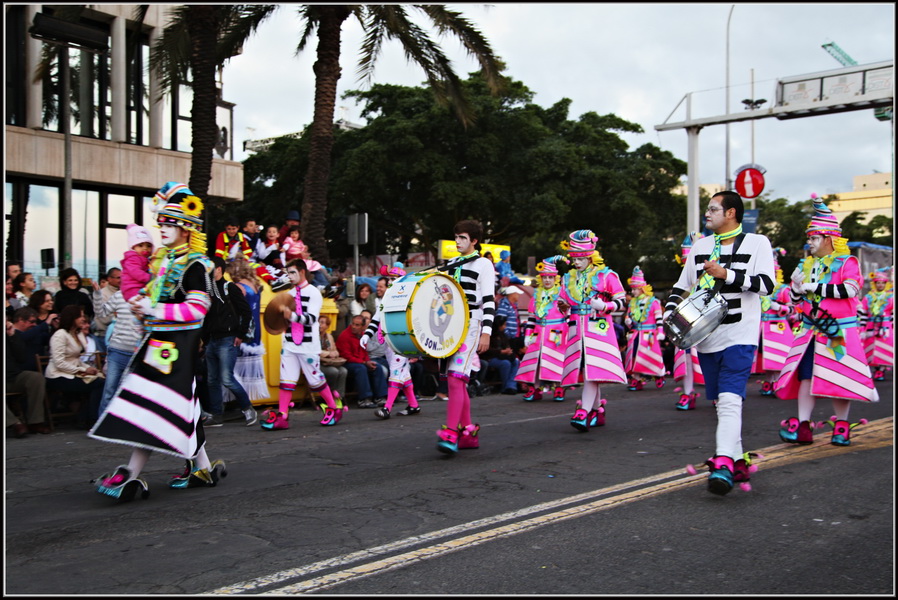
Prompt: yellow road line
<box><xmin>211</xmin><ymin>416</ymin><xmax>892</xmax><ymax>595</ymax></box>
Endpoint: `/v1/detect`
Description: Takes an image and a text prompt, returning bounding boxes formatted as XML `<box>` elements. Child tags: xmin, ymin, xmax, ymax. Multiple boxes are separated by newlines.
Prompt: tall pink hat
<box><xmin>535</xmin><ymin>255</ymin><xmax>567</xmax><ymax>275</ymax></box>
<box><xmin>871</xmin><ymin>268</ymin><xmax>890</xmax><ymax>283</ymax></box>
<box><xmin>628</xmin><ymin>266</ymin><xmax>647</xmax><ymax>288</ymax></box>
<box><xmin>805</xmin><ymin>194</ymin><xmax>842</xmax><ymax>237</ymax></box>
<box><xmin>563</xmin><ymin>229</ymin><xmax>598</xmax><ymax>258</ymax></box>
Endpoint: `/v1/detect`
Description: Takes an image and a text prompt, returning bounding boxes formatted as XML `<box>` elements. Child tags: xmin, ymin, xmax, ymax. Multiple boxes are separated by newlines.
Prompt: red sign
<box><xmin>735</xmin><ymin>167</ymin><xmax>765</xmax><ymax>199</ymax></box>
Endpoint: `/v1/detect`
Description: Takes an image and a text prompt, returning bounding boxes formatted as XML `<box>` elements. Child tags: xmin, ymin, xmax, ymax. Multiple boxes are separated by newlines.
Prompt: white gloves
<box><xmin>359</xmin><ymin>334</ymin><xmax>370</xmax><ymax>349</ymax></box>
<box><xmin>131</xmin><ymin>296</ymin><xmax>156</xmax><ymax>318</ymax></box>
<box><xmin>590</xmin><ymin>297</ymin><xmax>607</xmax><ymax>312</ymax></box>
<box><xmin>657</xmin><ymin>330</ymin><xmax>666</xmax><ymax>341</ymax></box>
<box><xmin>624</xmin><ymin>317</ymin><xmax>633</xmax><ymax>328</ymax></box>
<box><xmin>799</xmin><ymin>282</ymin><xmax>818</xmax><ymax>295</ymax></box>
<box><xmin>791</xmin><ymin>267</ymin><xmax>804</xmax><ymax>285</ymax></box>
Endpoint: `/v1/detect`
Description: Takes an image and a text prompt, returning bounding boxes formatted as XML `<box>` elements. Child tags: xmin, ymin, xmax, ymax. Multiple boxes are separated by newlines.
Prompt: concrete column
<box><xmin>148</xmin><ymin>24</ymin><xmax>163</xmax><ymax>148</ymax></box>
<box><xmin>110</xmin><ymin>15</ymin><xmax>126</xmax><ymax>142</ymax></box>
<box><xmin>25</xmin><ymin>5</ymin><xmax>43</xmax><ymax>129</ymax></box>
<box><xmin>686</xmin><ymin>126</ymin><xmax>702</xmax><ymax>235</ymax></box>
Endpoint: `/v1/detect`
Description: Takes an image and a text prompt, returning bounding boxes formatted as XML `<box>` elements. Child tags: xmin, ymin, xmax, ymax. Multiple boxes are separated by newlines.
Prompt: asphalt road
<box><xmin>4</xmin><ymin>375</ymin><xmax>894</xmax><ymax>596</ymax></box>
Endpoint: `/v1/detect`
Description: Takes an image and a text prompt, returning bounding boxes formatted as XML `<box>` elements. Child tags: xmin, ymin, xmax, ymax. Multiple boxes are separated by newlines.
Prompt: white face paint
<box><xmin>806</xmin><ymin>234</ymin><xmax>827</xmax><ymax>257</ymax></box>
<box><xmin>540</xmin><ymin>275</ymin><xmax>555</xmax><ymax>288</ymax></box>
<box><xmin>571</xmin><ymin>256</ymin><xmax>590</xmax><ymax>270</ymax></box>
<box><xmin>455</xmin><ymin>233</ymin><xmax>475</xmax><ymax>256</ymax></box>
<box><xmin>159</xmin><ymin>224</ymin><xmax>183</xmax><ymax>247</ymax></box>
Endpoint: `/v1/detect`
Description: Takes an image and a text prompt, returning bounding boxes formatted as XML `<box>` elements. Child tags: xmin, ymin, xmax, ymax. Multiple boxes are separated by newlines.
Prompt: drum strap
<box><xmin>438</xmin><ymin>253</ymin><xmax>481</xmax><ymax>281</ymax></box>
<box><xmin>707</xmin><ymin>233</ymin><xmax>745</xmax><ymax>296</ymax></box>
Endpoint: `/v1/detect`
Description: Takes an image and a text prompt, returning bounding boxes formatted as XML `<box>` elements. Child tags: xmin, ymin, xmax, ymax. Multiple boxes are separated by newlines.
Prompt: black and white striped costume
<box><xmin>665</xmin><ymin>233</ymin><xmax>775</xmax><ymax>353</ymax></box>
<box><xmin>437</xmin><ymin>254</ymin><xmax>496</xmax><ymax>376</ymax></box>
<box><xmin>280</xmin><ymin>282</ymin><xmax>326</xmax><ymax>389</ymax></box>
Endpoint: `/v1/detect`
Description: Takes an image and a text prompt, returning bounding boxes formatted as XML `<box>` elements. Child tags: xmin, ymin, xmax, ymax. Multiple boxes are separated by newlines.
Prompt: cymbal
<box><xmin>263</xmin><ymin>292</ymin><xmax>296</xmax><ymax>336</ymax></box>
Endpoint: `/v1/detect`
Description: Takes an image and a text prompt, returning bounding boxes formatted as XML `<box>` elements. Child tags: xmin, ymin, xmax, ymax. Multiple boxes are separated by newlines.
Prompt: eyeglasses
<box><xmin>705</xmin><ymin>206</ymin><xmax>724</xmax><ymax>213</ymax></box>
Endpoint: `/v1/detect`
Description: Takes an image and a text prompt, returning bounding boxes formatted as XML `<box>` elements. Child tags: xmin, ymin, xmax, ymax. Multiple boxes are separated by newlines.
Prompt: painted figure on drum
<box><xmin>775</xmin><ymin>196</ymin><xmax>878</xmax><ymax>447</ymax></box>
<box><xmin>665</xmin><ymin>191</ymin><xmax>774</xmax><ymax>495</ymax></box>
<box><xmin>362</xmin><ymin>263</ymin><xmax>422</xmax><ymax>420</ymax></box>
<box><xmin>756</xmin><ymin>247</ymin><xmax>795</xmax><ymax>396</ymax></box>
<box><xmin>430</xmin><ymin>282</ymin><xmax>456</xmax><ymax>343</ymax></box>
<box><xmin>515</xmin><ymin>255</ymin><xmax>570</xmax><ymax>402</ymax></box>
<box><xmin>89</xmin><ymin>182</ymin><xmax>225</xmax><ymax>502</ymax></box>
<box><xmin>433</xmin><ymin>220</ymin><xmax>496</xmax><ymax>454</ymax></box>
<box><xmin>859</xmin><ymin>267</ymin><xmax>893</xmax><ymax>381</ymax></box>
<box><xmin>672</xmin><ymin>232</ymin><xmax>705</xmax><ymax>411</ymax></box>
<box><xmin>623</xmin><ymin>266</ymin><xmax>666</xmax><ymax>391</ymax></box>
<box><xmin>555</xmin><ymin>230</ymin><xmax>628</xmax><ymax>433</ymax></box>
<box><xmin>263</xmin><ymin>258</ymin><xmax>344</xmax><ymax>431</ymax></box>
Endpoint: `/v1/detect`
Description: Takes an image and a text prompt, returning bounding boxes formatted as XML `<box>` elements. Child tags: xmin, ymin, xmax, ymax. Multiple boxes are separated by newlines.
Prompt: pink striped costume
<box><xmin>624</xmin><ymin>291</ymin><xmax>666</xmax><ymax>381</ymax></box>
<box><xmin>859</xmin><ymin>280</ymin><xmax>893</xmax><ymax>378</ymax></box>
<box><xmin>516</xmin><ymin>285</ymin><xmax>568</xmax><ymax>387</ymax></box>
<box><xmin>774</xmin><ymin>254</ymin><xmax>878</xmax><ymax>403</ymax></box>
<box><xmin>756</xmin><ymin>282</ymin><xmax>795</xmax><ymax>396</ymax></box>
<box><xmin>673</xmin><ymin>348</ymin><xmax>704</xmax><ymax>385</ymax></box>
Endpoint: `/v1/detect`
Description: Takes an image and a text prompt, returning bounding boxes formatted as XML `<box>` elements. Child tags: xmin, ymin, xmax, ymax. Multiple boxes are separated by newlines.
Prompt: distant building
<box><xmin>5</xmin><ymin>5</ymin><xmax>243</xmax><ymax>279</ymax></box>
<box><xmin>671</xmin><ymin>182</ymin><xmax>725</xmax><ymax>198</ymax></box>
<box><xmin>828</xmin><ymin>173</ymin><xmax>893</xmax><ymax>227</ymax></box>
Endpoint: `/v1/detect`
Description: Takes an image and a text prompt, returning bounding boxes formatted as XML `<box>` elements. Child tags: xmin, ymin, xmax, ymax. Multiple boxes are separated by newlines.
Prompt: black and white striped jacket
<box><xmin>438</xmin><ymin>255</ymin><xmax>496</xmax><ymax>337</ymax></box>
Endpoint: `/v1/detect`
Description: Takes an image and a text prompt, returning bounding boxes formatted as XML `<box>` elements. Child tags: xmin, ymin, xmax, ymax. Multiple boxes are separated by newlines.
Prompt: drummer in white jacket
<box><xmin>664</xmin><ymin>191</ymin><xmax>774</xmax><ymax>495</ymax></box>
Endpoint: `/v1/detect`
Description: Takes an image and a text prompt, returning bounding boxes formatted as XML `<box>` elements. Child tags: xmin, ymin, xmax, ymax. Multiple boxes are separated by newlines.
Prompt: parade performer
<box><xmin>775</xmin><ymin>196</ymin><xmax>879</xmax><ymax>447</ymax></box>
<box><xmin>756</xmin><ymin>247</ymin><xmax>795</xmax><ymax>396</ymax></box>
<box><xmin>672</xmin><ymin>232</ymin><xmax>705</xmax><ymax>410</ymax></box>
<box><xmin>665</xmin><ymin>191</ymin><xmax>775</xmax><ymax>495</ymax></box>
<box><xmin>362</xmin><ymin>263</ymin><xmax>422</xmax><ymax>420</ymax></box>
<box><xmin>515</xmin><ymin>255</ymin><xmax>570</xmax><ymax>402</ymax></box>
<box><xmin>215</xmin><ymin>217</ymin><xmax>291</xmax><ymax>292</ymax></box>
<box><xmin>859</xmin><ymin>267</ymin><xmax>893</xmax><ymax>381</ymax></box>
<box><xmin>623</xmin><ymin>266</ymin><xmax>666</xmax><ymax>391</ymax></box>
<box><xmin>89</xmin><ymin>182</ymin><xmax>225</xmax><ymax>501</ymax></box>
<box><xmin>262</xmin><ymin>259</ymin><xmax>344</xmax><ymax>430</ymax></box>
<box><xmin>434</xmin><ymin>220</ymin><xmax>495</xmax><ymax>454</ymax></box>
<box><xmin>555</xmin><ymin>230</ymin><xmax>628</xmax><ymax>432</ymax></box>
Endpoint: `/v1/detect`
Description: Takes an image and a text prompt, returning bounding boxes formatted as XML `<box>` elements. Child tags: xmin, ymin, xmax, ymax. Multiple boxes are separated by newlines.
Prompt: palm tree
<box><xmin>291</xmin><ymin>4</ymin><xmax>502</xmax><ymax>265</ymax></box>
<box><xmin>146</xmin><ymin>5</ymin><xmax>276</xmax><ymax>201</ymax></box>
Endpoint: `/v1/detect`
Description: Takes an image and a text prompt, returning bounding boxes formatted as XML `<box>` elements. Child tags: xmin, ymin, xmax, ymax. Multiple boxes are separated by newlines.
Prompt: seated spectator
<box><xmin>319</xmin><ymin>314</ymin><xmax>347</xmax><ymax>400</ymax></box>
<box><xmin>53</xmin><ymin>267</ymin><xmax>94</xmax><ymax>319</ymax></box>
<box><xmin>496</xmin><ymin>285</ymin><xmax>525</xmax><ymax>353</ymax></box>
<box><xmin>350</xmin><ymin>283</ymin><xmax>373</xmax><ymax>318</ymax></box>
<box><xmin>21</xmin><ymin>290</ymin><xmax>58</xmax><ymax>370</ymax></box>
<box><xmin>479</xmin><ymin>315</ymin><xmax>520</xmax><ymax>395</ymax></box>
<box><xmin>255</xmin><ymin>225</ymin><xmax>284</xmax><ymax>268</ymax></box>
<box><xmin>6</xmin><ymin>276</ymin><xmax>16</xmax><ymax>319</ymax></box>
<box><xmin>496</xmin><ymin>250</ymin><xmax>525</xmax><ymax>286</ymax></box>
<box><xmin>44</xmin><ymin>305</ymin><xmax>105</xmax><ymax>428</ymax></box>
<box><xmin>336</xmin><ymin>314</ymin><xmax>387</xmax><ymax>409</ymax></box>
<box><xmin>6</xmin><ymin>307</ymin><xmax>51</xmax><ymax>436</ymax></box>
<box><xmin>12</xmin><ymin>271</ymin><xmax>37</xmax><ymax>309</ymax></box>
<box><xmin>242</xmin><ymin>218</ymin><xmax>262</xmax><ymax>250</ymax></box>
<box><xmin>279</xmin><ymin>225</ymin><xmax>307</xmax><ymax>266</ymax></box>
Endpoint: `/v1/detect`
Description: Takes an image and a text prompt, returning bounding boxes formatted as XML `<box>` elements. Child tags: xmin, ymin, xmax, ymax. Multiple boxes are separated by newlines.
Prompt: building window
<box><xmin>5</xmin><ymin>6</ymin><xmax>27</xmax><ymax>126</ymax></box>
<box><xmin>126</xmin><ymin>29</ymin><xmax>150</xmax><ymax>145</ymax></box>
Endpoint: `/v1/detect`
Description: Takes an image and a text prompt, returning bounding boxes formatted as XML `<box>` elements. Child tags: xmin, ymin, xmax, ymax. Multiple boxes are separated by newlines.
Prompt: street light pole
<box><xmin>61</xmin><ymin>46</ymin><xmax>73</xmax><ymax>270</ymax></box>
<box><xmin>725</xmin><ymin>4</ymin><xmax>734</xmax><ymax>191</ymax></box>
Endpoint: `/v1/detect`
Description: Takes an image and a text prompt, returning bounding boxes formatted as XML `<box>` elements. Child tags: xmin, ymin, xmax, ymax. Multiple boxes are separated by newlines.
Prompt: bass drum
<box><xmin>381</xmin><ymin>272</ymin><xmax>469</xmax><ymax>358</ymax></box>
<box><xmin>663</xmin><ymin>288</ymin><xmax>729</xmax><ymax>350</ymax></box>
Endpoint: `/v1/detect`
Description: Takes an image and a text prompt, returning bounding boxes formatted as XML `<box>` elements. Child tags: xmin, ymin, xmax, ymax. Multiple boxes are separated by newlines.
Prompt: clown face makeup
<box><xmin>571</xmin><ymin>256</ymin><xmax>590</xmax><ymax>270</ymax></box>
<box><xmin>540</xmin><ymin>274</ymin><xmax>556</xmax><ymax>289</ymax></box>
<box><xmin>160</xmin><ymin>224</ymin><xmax>187</xmax><ymax>247</ymax></box>
<box><xmin>455</xmin><ymin>232</ymin><xmax>475</xmax><ymax>255</ymax></box>
<box><xmin>807</xmin><ymin>234</ymin><xmax>828</xmax><ymax>257</ymax></box>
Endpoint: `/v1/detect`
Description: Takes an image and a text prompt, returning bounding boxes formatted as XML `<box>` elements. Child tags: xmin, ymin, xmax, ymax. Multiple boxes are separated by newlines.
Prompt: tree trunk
<box><xmin>186</xmin><ymin>5</ymin><xmax>220</xmax><ymax>203</ymax></box>
<box><xmin>301</xmin><ymin>5</ymin><xmax>352</xmax><ymax>268</ymax></box>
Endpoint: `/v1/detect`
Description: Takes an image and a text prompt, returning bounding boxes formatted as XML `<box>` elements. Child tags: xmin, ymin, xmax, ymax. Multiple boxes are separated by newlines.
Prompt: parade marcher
<box><xmin>775</xmin><ymin>196</ymin><xmax>879</xmax><ymax>447</ymax></box>
<box><xmin>623</xmin><ymin>266</ymin><xmax>666</xmax><ymax>391</ymax></box>
<box><xmin>361</xmin><ymin>263</ymin><xmax>422</xmax><ymax>420</ymax></box>
<box><xmin>516</xmin><ymin>255</ymin><xmax>570</xmax><ymax>402</ymax></box>
<box><xmin>858</xmin><ymin>267</ymin><xmax>893</xmax><ymax>381</ymax></box>
<box><xmin>672</xmin><ymin>232</ymin><xmax>705</xmax><ymax>410</ymax></box>
<box><xmin>555</xmin><ymin>230</ymin><xmax>628</xmax><ymax>432</ymax></box>
<box><xmin>262</xmin><ymin>258</ymin><xmax>344</xmax><ymax>430</ymax></box>
<box><xmin>434</xmin><ymin>220</ymin><xmax>495</xmax><ymax>454</ymax></box>
<box><xmin>665</xmin><ymin>191</ymin><xmax>775</xmax><ymax>495</ymax></box>
<box><xmin>89</xmin><ymin>182</ymin><xmax>226</xmax><ymax>501</ymax></box>
<box><xmin>756</xmin><ymin>247</ymin><xmax>795</xmax><ymax>396</ymax></box>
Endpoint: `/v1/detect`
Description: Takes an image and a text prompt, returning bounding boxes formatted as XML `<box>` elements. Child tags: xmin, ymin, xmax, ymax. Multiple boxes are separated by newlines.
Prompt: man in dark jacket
<box><xmin>6</xmin><ymin>307</ymin><xmax>51</xmax><ymax>436</ymax></box>
<box><xmin>202</xmin><ymin>257</ymin><xmax>257</xmax><ymax>427</ymax></box>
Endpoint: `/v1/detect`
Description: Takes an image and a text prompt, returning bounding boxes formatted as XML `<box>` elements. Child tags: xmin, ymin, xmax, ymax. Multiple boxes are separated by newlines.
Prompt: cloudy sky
<box><xmin>221</xmin><ymin>3</ymin><xmax>895</xmax><ymax>203</ymax></box>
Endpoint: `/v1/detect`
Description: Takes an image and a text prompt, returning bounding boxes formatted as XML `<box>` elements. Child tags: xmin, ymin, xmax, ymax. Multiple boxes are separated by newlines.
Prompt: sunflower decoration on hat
<box><xmin>151</xmin><ymin>181</ymin><xmax>207</xmax><ymax>255</ymax></box>
<box><xmin>535</xmin><ymin>254</ymin><xmax>569</xmax><ymax>276</ymax></box>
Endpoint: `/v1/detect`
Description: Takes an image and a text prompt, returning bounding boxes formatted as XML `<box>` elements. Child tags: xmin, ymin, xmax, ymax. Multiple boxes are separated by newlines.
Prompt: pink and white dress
<box><xmin>516</xmin><ymin>286</ymin><xmax>568</xmax><ymax>385</ymax></box>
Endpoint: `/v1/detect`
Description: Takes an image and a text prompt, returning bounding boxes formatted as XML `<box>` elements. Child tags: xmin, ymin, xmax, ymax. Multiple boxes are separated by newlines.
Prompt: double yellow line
<box><xmin>211</xmin><ymin>417</ymin><xmax>892</xmax><ymax>595</ymax></box>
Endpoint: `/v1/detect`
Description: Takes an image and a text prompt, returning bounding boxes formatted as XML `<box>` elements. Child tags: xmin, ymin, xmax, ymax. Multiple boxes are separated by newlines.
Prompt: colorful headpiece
<box><xmin>379</xmin><ymin>261</ymin><xmax>406</xmax><ymax>278</ymax></box>
<box><xmin>871</xmin><ymin>268</ymin><xmax>891</xmax><ymax>283</ymax></box>
<box><xmin>681</xmin><ymin>231</ymin><xmax>701</xmax><ymax>256</ymax></box>
<box><xmin>628</xmin><ymin>266</ymin><xmax>647</xmax><ymax>288</ymax></box>
<box><xmin>152</xmin><ymin>181</ymin><xmax>205</xmax><ymax>233</ymax></box>
<box><xmin>562</xmin><ymin>229</ymin><xmax>598</xmax><ymax>257</ymax></box>
<box><xmin>805</xmin><ymin>194</ymin><xmax>842</xmax><ymax>237</ymax></box>
<box><xmin>772</xmin><ymin>247</ymin><xmax>786</xmax><ymax>271</ymax></box>
<box><xmin>535</xmin><ymin>255</ymin><xmax>568</xmax><ymax>276</ymax></box>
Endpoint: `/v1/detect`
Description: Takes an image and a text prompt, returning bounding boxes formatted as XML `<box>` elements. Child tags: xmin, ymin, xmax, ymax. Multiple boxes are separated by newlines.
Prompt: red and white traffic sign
<box><xmin>734</xmin><ymin>167</ymin><xmax>765</xmax><ymax>199</ymax></box>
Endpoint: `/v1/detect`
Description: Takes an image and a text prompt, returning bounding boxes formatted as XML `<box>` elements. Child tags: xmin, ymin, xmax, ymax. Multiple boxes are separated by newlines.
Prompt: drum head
<box><xmin>263</xmin><ymin>292</ymin><xmax>296</xmax><ymax>336</ymax></box>
<box><xmin>384</xmin><ymin>272</ymin><xmax>469</xmax><ymax>358</ymax></box>
<box><xmin>664</xmin><ymin>289</ymin><xmax>728</xmax><ymax>350</ymax></box>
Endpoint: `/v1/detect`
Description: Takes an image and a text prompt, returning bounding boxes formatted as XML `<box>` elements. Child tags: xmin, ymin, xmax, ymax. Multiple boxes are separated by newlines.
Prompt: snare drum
<box><xmin>664</xmin><ymin>288</ymin><xmax>729</xmax><ymax>350</ymax></box>
<box><xmin>381</xmin><ymin>272</ymin><xmax>469</xmax><ymax>358</ymax></box>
